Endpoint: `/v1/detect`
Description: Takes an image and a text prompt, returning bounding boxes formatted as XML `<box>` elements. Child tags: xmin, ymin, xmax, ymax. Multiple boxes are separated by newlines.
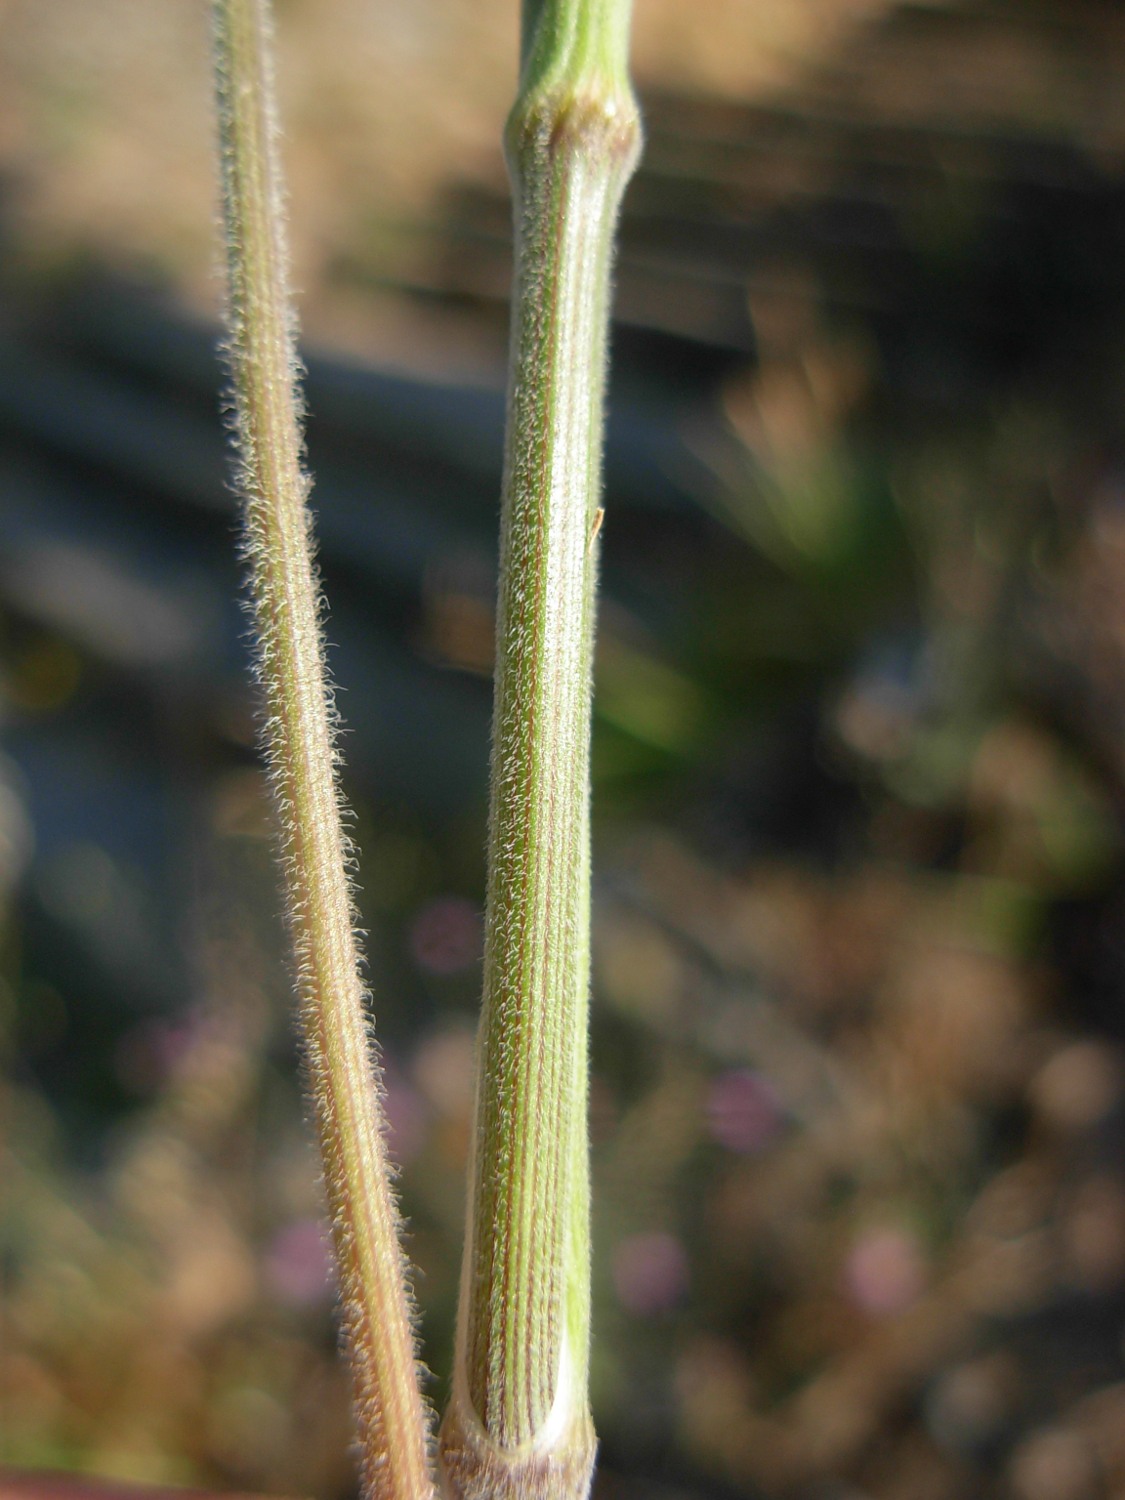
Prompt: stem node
<box><xmin>506</xmin><ymin>88</ymin><xmax>640</xmax><ymax>177</ymax></box>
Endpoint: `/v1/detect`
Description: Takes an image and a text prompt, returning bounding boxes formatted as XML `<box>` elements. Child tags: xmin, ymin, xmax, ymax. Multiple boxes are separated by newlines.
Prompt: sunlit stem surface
<box><xmin>212</xmin><ymin>4</ymin><xmax>435</xmax><ymax>1497</ymax></box>
<box><xmin>439</xmin><ymin>2</ymin><xmax>641</xmax><ymax>1497</ymax></box>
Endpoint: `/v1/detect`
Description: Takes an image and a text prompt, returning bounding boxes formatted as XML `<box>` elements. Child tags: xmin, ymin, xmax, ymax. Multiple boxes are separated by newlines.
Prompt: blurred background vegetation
<box><xmin>3</xmin><ymin>1</ymin><xmax>1125</xmax><ymax>1497</ymax></box>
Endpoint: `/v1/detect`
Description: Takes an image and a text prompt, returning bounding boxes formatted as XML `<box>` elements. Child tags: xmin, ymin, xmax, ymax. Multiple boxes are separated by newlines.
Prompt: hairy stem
<box><xmin>439</xmin><ymin>3</ymin><xmax>641</xmax><ymax>1497</ymax></box>
<box><xmin>211</xmin><ymin>4</ymin><xmax>434</xmax><ymax>1497</ymax></box>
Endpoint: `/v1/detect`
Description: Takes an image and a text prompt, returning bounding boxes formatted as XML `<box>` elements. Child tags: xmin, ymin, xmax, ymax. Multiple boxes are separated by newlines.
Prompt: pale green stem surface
<box><xmin>211</xmin><ymin>4</ymin><xmax>435</xmax><ymax>1497</ymax></box>
<box><xmin>439</xmin><ymin>3</ymin><xmax>640</xmax><ymax>1497</ymax></box>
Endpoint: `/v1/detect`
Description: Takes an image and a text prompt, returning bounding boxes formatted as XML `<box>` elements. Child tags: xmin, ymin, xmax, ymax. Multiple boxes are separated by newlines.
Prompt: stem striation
<box><xmin>439</xmin><ymin>3</ymin><xmax>641</xmax><ymax>1497</ymax></box>
<box><xmin>211</xmin><ymin>4</ymin><xmax>434</xmax><ymax>1497</ymax></box>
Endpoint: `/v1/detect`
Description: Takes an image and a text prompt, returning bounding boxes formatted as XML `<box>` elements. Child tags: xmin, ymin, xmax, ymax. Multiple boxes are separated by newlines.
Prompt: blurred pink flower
<box><xmin>845</xmin><ymin>1225</ymin><xmax>926</xmax><ymax>1316</ymax></box>
<box><xmin>705</xmin><ymin>1068</ymin><xmax>784</xmax><ymax>1154</ymax></box>
<box><xmin>410</xmin><ymin>896</ymin><xmax>481</xmax><ymax>976</ymax></box>
<box><xmin>266</xmin><ymin>1217</ymin><xmax>334</xmax><ymax>1307</ymax></box>
<box><xmin>382</xmin><ymin>1066</ymin><xmax>430</xmax><ymax>1163</ymax></box>
<box><xmin>613</xmin><ymin>1231</ymin><xmax>689</xmax><ymax>1317</ymax></box>
<box><xmin>113</xmin><ymin>1011</ymin><xmax>208</xmax><ymax>1095</ymax></box>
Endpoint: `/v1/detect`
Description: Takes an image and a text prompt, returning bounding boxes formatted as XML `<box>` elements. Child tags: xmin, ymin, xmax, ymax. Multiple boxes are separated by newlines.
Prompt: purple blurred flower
<box><xmin>613</xmin><ymin>1231</ymin><xmax>689</xmax><ymax>1317</ymax></box>
<box><xmin>381</xmin><ymin>1066</ymin><xmax>429</xmax><ymax>1164</ymax></box>
<box><xmin>266</xmin><ymin>1217</ymin><xmax>334</xmax><ymax>1307</ymax></box>
<box><xmin>410</xmin><ymin>896</ymin><xmax>481</xmax><ymax>976</ymax></box>
<box><xmin>113</xmin><ymin>1011</ymin><xmax>208</xmax><ymax>1095</ymax></box>
<box><xmin>705</xmin><ymin>1068</ymin><xmax>784</xmax><ymax>1154</ymax></box>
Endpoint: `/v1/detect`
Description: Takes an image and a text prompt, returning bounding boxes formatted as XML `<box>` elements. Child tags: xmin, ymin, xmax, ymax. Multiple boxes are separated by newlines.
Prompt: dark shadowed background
<box><xmin>3</xmin><ymin>2</ymin><xmax>1125</xmax><ymax>1497</ymax></box>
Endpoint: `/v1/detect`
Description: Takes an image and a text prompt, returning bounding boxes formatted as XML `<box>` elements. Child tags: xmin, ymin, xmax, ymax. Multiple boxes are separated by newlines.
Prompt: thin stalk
<box><xmin>438</xmin><ymin>3</ymin><xmax>641</xmax><ymax>1498</ymax></box>
<box><xmin>211</xmin><ymin>4</ymin><xmax>434</xmax><ymax>1498</ymax></box>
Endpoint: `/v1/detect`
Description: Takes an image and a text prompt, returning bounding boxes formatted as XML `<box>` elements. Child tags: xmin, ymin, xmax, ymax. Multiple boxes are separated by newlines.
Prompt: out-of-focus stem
<box><xmin>438</xmin><ymin>3</ymin><xmax>640</xmax><ymax>1498</ymax></box>
<box><xmin>211</xmin><ymin>4</ymin><xmax>435</xmax><ymax>1497</ymax></box>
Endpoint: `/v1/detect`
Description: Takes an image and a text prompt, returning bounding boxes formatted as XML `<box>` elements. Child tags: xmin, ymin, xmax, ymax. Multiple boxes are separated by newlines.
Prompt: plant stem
<box><xmin>439</xmin><ymin>3</ymin><xmax>640</xmax><ymax>1497</ymax></box>
<box><xmin>211</xmin><ymin>4</ymin><xmax>434</xmax><ymax>1497</ymax></box>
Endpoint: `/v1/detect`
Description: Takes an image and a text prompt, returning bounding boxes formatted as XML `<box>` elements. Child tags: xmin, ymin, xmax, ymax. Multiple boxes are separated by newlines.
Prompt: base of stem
<box><xmin>437</xmin><ymin>1393</ymin><xmax>595</xmax><ymax>1500</ymax></box>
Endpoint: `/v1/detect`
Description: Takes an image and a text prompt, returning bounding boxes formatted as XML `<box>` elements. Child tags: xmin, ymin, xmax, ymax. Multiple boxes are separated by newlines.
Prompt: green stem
<box><xmin>439</xmin><ymin>3</ymin><xmax>640</xmax><ymax>1497</ymax></box>
<box><xmin>211</xmin><ymin>5</ymin><xmax>434</xmax><ymax>1497</ymax></box>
